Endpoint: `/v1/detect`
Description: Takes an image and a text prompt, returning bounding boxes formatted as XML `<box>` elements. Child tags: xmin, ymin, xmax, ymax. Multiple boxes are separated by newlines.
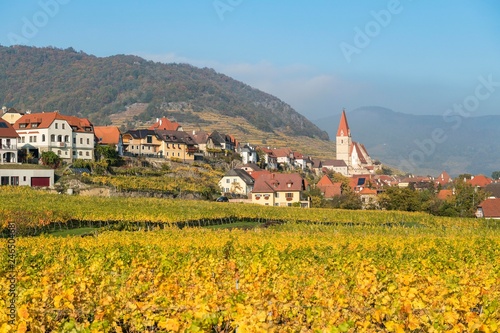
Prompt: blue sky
<box><xmin>1</xmin><ymin>0</ymin><xmax>499</xmax><ymax>120</ymax></box>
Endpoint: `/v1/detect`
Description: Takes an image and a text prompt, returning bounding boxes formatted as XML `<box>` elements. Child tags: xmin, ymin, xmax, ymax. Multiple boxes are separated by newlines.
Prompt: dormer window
<box><xmin>19</xmin><ymin>124</ymin><xmax>26</xmax><ymax>128</ymax></box>
<box><xmin>32</xmin><ymin>123</ymin><xmax>38</xmax><ymax>128</ymax></box>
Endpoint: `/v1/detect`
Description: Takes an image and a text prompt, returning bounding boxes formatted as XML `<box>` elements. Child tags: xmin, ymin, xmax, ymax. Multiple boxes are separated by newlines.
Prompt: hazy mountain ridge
<box><xmin>0</xmin><ymin>45</ymin><xmax>328</xmax><ymax>140</ymax></box>
<box><xmin>314</xmin><ymin>106</ymin><xmax>500</xmax><ymax>176</ymax></box>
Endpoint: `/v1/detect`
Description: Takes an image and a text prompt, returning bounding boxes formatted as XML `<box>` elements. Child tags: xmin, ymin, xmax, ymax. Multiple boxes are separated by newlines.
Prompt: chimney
<box><xmin>2</xmin><ymin>106</ymin><xmax>6</xmax><ymax>114</ymax></box>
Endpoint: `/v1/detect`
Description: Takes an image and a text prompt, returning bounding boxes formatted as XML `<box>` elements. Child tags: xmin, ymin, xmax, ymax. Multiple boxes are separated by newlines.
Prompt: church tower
<box><xmin>336</xmin><ymin>109</ymin><xmax>352</xmax><ymax>167</ymax></box>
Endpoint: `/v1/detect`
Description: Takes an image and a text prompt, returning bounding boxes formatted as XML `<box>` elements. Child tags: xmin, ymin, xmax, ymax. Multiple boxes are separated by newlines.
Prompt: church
<box><xmin>336</xmin><ymin>109</ymin><xmax>376</xmax><ymax>175</ymax></box>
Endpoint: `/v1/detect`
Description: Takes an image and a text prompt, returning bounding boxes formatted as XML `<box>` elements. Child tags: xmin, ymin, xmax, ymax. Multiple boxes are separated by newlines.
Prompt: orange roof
<box><xmin>336</xmin><ymin>109</ymin><xmax>350</xmax><ymax>137</ymax></box>
<box><xmin>0</xmin><ymin>118</ymin><xmax>19</xmax><ymax>138</ymax></box>
<box><xmin>317</xmin><ymin>175</ymin><xmax>334</xmax><ymax>187</ymax></box>
<box><xmin>14</xmin><ymin>112</ymin><xmax>92</xmax><ymax>132</ymax></box>
<box><xmin>249</xmin><ymin>170</ymin><xmax>272</xmax><ymax>180</ymax></box>
<box><xmin>437</xmin><ymin>189</ymin><xmax>453</xmax><ymax>200</ymax></box>
<box><xmin>436</xmin><ymin>171</ymin><xmax>451</xmax><ymax>186</ymax></box>
<box><xmin>148</xmin><ymin>117</ymin><xmax>181</xmax><ymax>131</ymax></box>
<box><xmin>359</xmin><ymin>188</ymin><xmax>377</xmax><ymax>195</ymax></box>
<box><xmin>467</xmin><ymin>175</ymin><xmax>492</xmax><ymax>187</ymax></box>
<box><xmin>94</xmin><ymin>126</ymin><xmax>121</xmax><ymax>145</ymax></box>
<box><xmin>478</xmin><ymin>198</ymin><xmax>500</xmax><ymax>218</ymax></box>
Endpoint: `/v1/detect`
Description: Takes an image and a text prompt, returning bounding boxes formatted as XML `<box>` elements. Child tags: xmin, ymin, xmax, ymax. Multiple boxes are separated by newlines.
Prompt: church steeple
<box><xmin>336</xmin><ymin>109</ymin><xmax>350</xmax><ymax>137</ymax></box>
<box><xmin>336</xmin><ymin>109</ymin><xmax>352</xmax><ymax>167</ymax></box>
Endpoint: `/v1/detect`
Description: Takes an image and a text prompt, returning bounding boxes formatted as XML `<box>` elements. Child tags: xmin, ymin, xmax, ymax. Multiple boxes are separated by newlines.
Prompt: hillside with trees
<box><xmin>0</xmin><ymin>45</ymin><xmax>328</xmax><ymax>140</ymax></box>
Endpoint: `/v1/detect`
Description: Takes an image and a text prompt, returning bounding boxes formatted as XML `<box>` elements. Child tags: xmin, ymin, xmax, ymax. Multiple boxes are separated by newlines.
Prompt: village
<box><xmin>0</xmin><ymin>106</ymin><xmax>499</xmax><ymax>218</ymax></box>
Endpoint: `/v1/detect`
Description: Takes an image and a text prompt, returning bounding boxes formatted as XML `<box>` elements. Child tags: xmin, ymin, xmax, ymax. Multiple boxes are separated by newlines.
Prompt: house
<box><xmin>94</xmin><ymin>126</ymin><xmax>123</xmax><ymax>156</ymax></box>
<box><xmin>467</xmin><ymin>175</ymin><xmax>492</xmax><ymax>188</ymax></box>
<box><xmin>0</xmin><ymin>166</ymin><xmax>54</xmax><ymax>187</ymax></box>
<box><xmin>239</xmin><ymin>144</ymin><xmax>258</xmax><ymax>164</ymax></box>
<box><xmin>192</xmin><ymin>130</ymin><xmax>210</xmax><ymax>154</ymax></box>
<box><xmin>207</xmin><ymin>131</ymin><xmax>236</xmax><ymax>152</ymax></box>
<box><xmin>155</xmin><ymin>130</ymin><xmax>198</xmax><ymax>161</ymax></box>
<box><xmin>292</xmin><ymin>152</ymin><xmax>312</xmax><ymax>170</ymax></box>
<box><xmin>484</xmin><ymin>183</ymin><xmax>500</xmax><ymax>198</ymax></box>
<box><xmin>476</xmin><ymin>198</ymin><xmax>500</xmax><ymax>219</ymax></box>
<box><xmin>1</xmin><ymin>107</ymin><xmax>25</xmax><ymax>125</ymax></box>
<box><xmin>319</xmin><ymin>159</ymin><xmax>349</xmax><ymax>176</ymax></box>
<box><xmin>271</xmin><ymin>148</ymin><xmax>294</xmax><ymax>167</ymax></box>
<box><xmin>13</xmin><ymin>111</ymin><xmax>95</xmax><ymax>161</ymax></box>
<box><xmin>251</xmin><ymin>173</ymin><xmax>310</xmax><ymax>207</ymax></box>
<box><xmin>316</xmin><ymin>175</ymin><xmax>342</xmax><ymax>199</ymax></box>
<box><xmin>359</xmin><ymin>188</ymin><xmax>378</xmax><ymax>209</ymax></box>
<box><xmin>258</xmin><ymin>147</ymin><xmax>278</xmax><ymax>170</ymax></box>
<box><xmin>122</xmin><ymin>129</ymin><xmax>162</xmax><ymax>157</ymax></box>
<box><xmin>148</xmin><ymin>117</ymin><xmax>183</xmax><ymax>131</ymax></box>
<box><xmin>219</xmin><ymin>169</ymin><xmax>255</xmax><ymax>196</ymax></box>
<box><xmin>0</xmin><ymin>118</ymin><xmax>19</xmax><ymax>163</ymax></box>
<box><xmin>436</xmin><ymin>171</ymin><xmax>452</xmax><ymax>187</ymax></box>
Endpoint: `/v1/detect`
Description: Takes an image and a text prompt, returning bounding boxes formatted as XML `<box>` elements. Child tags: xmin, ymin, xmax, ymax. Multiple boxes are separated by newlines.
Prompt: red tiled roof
<box><xmin>14</xmin><ymin>112</ymin><xmax>92</xmax><ymax>132</ymax></box>
<box><xmin>148</xmin><ymin>117</ymin><xmax>181</xmax><ymax>131</ymax></box>
<box><xmin>359</xmin><ymin>188</ymin><xmax>377</xmax><ymax>195</ymax></box>
<box><xmin>437</xmin><ymin>189</ymin><xmax>453</xmax><ymax>200</ymax></box>
<box><xmin>467</xmin><ymin>175</ymin><xmax>492</xmax><ymax>187</ymax></box>
<box><xmin>248</xmin><ymin>170</ymin><xmax>271</xmax><ymax>180</ymax></box>
<box><xmin>436</xmin><ymin>171</ymin><xmax>451</xmax><ymax>186</ymax></box>
<box><xmin>0</xmin><ymin>118</ymin><xmax>19</xmax><ymax>138</ymax></box>
<box><xmin>478</xmin><ymin>198</ymin><xmax>500</xmax><ymax>218</ymax></box>
<box><xmin>336</xmin><ymin>109</ymin><xmax>350</xmax><ymax>137</ymax></box>
<box><xmin>272</xmin><ymin>148</ymin><xmax>293</xmax><ymax>158</ymax></box>
<box><xmin>252</xmin><ymin>173</ymin><xmax>305</xmax><ymax>193</ymax></box>
<box><xmin>94</xmin><ymin>126</ymin><xmax>121</xmax><ymax>145</ymax></box>
<box><xmin>317</xmin><ymin>175</ymin><xmax>334</xmax><ymax>187</ymax></box>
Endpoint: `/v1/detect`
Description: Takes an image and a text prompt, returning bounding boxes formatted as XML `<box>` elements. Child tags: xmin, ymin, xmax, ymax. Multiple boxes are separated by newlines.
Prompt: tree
<box><xmin>492</xmin><ymin>171</ymin><xmax>500</xmax><ymax>180</ymax></box>
<box><xmin>96</xmin><ymin>145</ymin><xmax>122</xmax><ymax>166</ymax></box>
<box><xmin>450</xmin><ymin>181</ymin><xmax>489</xmax><ymax>217</ymax></box>
<box><xmin>40</xmin><ymin>151</ymin><xmax>61</xmax><ymax>169</ymax></box>
<box><xmin>378</xmin><ymin>187</ymin><xmax>422</xmax><ymax>212</ymax></box>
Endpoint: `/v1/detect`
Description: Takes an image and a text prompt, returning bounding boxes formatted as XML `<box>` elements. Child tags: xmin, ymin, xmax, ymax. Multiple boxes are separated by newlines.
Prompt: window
<box><xmin>80</xmin><ymin>138</ymin><xmax>83</xmax><ymax>144</ymax></box>
<box><xmin>57</xmin><ymin>135</ymin><xmax>62</xmax><ymax>142</ymax></box>
<box><xmin>165</xmin><ymin>152</ymin><xmax>168</xmax><ymax>156</ymax></box>
<box><xmin>178</xmin><ymin>152</ymin><xmax>180</xmax><ymax>157</ymax></box>
<box><xmin>18</xmin><ymin>138</ymin><xmax>21</xmax><ymax>143</ymax></box>
<box><xmin>42</xmin><ymin>134</ymin><xmax>45</xmax><ymax>142</ymax></box>
<box><xmin>29</xmin><ymin>136</ymin><xmax>33</xmax><ymax>143</ymax></box>
<box><xmin>79</xmin><ymin>151</ymin><xmax>82</xmax><ymax>156</ymax></box>
<box><xmin>1</xmin><ymin>177</ymin><xmax>9</xmax><ymax>186</ymax></box>
<box><xmin>286</xmin><ymin>193</ymin><xmax>293</xmax><ymax>199</ymax></box>
<box><xmin>32</xmin><ymin>123</ymin><xmax>38</xmax><ymax>128</ymax></box>
<box><xmin>57</xmin><ymin>150</ymin><xmax>61</xmax><ymax>156</ymax></box>
<box><xmin>65</xmin><ymin>135</ymin><xmax>69</xmax><ymax>142</ymax></box>
<box><xmin>86</xmin><ymin>152</ymin><xmax>89</xmax><ymax>156</ymax></box>
<box><xmin>65</xmin><ymin>151</ymin><xmax>68</xmax><ymax>155</ymax></box>
<box><xmin>73</xmin><ymin>138</ymin><xmax>76</xmax><ymax>144</ymax></box>
<box><xmin>19</xmin><ymin>124</ymin><xmax>26</xmax><ymax>128</ymax></box>
<box><xmin>275</xmin><ymin>192</ymin><xmax>279</xmax><ymax>198</ymax></box>
<box><xmin>73</xmin><ymin>151</ymin><xmax>77</xmax><ymax>156</ymax></box>
<box><xmin>51</xmin><ymin>135</ymin><xmax>55</xmax><ymax>142</ymax></box>
<box><xmin>55</xmin><ymin>123</ymin><xmax>58</xmax><ymax>129</ymax></box>
<box><xmin>62</xmin><ymin>123</ymin><xmax>65</xmax><ymax>129</ymax></box>
<box><xmin>178</xmin><ymin>144</ymin><xmax>181</xmax><ymax>149</ymax></box>
<box><xmin>22</xmin><ymin>137</ymin><xmax>25</xmax><ymax>143</ymax></box>
<box><xmin>33</xmin><ymin>136</ymin><xmax>37</xmax><ymax>143</ymax></box>
<box><xmin>10</xmin><ymin>177</ymin><xmax>19</xmax><ymax>186</ymax></box>
<box><xmin>87</xmin><ymin>138</ymin><xmax>90</xmax><ymax>145</ymax></box>
<box><xmin>147</xmin><ymin>136</ymin><xmax>152</xmax><ymax>144</ymax></box>
<box><xmin>226</xmin><ymin>179</ymin><xmax>230</xmax><ymax>183</ymax></box>
<box><xmin>23</xmin><ymin>176</ymin><xmax>26</xmax><ymax>182</ymax></box>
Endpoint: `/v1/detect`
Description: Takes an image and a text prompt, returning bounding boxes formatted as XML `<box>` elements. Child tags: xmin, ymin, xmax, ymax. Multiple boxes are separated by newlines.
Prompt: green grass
<box><xmin>46</xmin><ymin>227</ymin><xmax>99</xmax><ymax>237</ymax></box>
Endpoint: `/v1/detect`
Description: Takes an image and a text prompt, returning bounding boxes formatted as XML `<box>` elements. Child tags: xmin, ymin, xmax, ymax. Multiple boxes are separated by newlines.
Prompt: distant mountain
<box><xmin>314</xmin><ymin>106</ymin><xmax>500</xmax><ymax>176</ymax></box>
<box><xmin>0</xmin><ymin>45</ymin><xmax>328</xmax><ymax>140</ymax></box>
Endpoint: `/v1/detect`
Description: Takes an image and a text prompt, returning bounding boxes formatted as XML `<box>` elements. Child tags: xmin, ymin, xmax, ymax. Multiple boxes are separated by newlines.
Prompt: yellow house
<box><xmin>122</xmin><ymin>129</ymin><xmax>163</xmax><ymax>156</ymax></box>
<box><xmin>155</xmin><ymin>130</ymin><xmax>198</xmax><ymax>162</ymax></box>
<box><xmin>251</xmin><ymin>173</ymin><xmax>310</xmax><ymax>208</ymax></box>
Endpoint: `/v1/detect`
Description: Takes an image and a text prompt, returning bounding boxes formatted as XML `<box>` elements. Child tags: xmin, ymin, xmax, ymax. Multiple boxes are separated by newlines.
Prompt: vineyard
<box><xmin>1</xmin><ymin>224</ymin><xmax>500</xmax><ymax>332</ymax></box>
<box><xmin>0</xmin><ymin>187</ymin><xmax>489</xmax><ymax>236</ymax></box>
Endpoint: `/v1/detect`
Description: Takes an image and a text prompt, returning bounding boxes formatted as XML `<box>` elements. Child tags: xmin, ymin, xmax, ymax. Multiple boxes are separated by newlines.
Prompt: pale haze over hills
<box><xmin>314</xmin><ymin>107</ymin><xmax>500</xmax><ymax>176</ymax></box>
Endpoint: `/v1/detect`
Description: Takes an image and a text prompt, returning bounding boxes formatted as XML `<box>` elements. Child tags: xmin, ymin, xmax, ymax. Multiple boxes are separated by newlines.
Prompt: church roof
<box><xmin>336</xmin><ymin>109</ymin><xmax>350</xmax><ymax>137</ymax></box>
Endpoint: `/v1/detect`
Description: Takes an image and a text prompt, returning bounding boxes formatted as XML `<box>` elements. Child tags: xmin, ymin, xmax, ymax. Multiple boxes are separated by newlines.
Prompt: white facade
<box><xmin>0</xmin><ymin>168</ymin><xmax>55</xmax><ymax>187</ymax></box>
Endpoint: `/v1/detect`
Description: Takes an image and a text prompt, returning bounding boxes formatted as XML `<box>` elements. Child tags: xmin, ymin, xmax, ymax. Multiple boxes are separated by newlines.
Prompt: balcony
<box><xmin>1</xmin><ymin>144</ymin><xmax>17</xmax><ymax>150</ymax></box>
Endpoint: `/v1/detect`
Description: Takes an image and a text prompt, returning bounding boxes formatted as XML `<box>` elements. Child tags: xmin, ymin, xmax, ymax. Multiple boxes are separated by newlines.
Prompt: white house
<box><xmin>239</xmin><ymin>144</ymin><xmax>258</xmax><ymax>164</ymax></box>
<box><xmin>0</xmin><ymin>167</ymin><xmax>55</xmax><ymax>187</ymax></box>
<box><xmin>13</xmin><ymin>111</ymin><xmax>95</xmax><ymax>162</ymax></box>
<box><xmin>0</xmin><ymin>118</ymin><xmax>19</xmax><ymax>164</ymax></box>
<box><xmin>219</xmin><ymin>169</ymin><xmax>255</xmax><ymax>196</ymax></box>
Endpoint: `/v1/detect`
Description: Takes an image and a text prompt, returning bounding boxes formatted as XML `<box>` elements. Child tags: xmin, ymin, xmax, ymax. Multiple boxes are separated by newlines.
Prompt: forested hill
<box><xmin>0</xmin><ymin>45</ymin><xmax>328</xmax><ymax>140</ymax></box>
